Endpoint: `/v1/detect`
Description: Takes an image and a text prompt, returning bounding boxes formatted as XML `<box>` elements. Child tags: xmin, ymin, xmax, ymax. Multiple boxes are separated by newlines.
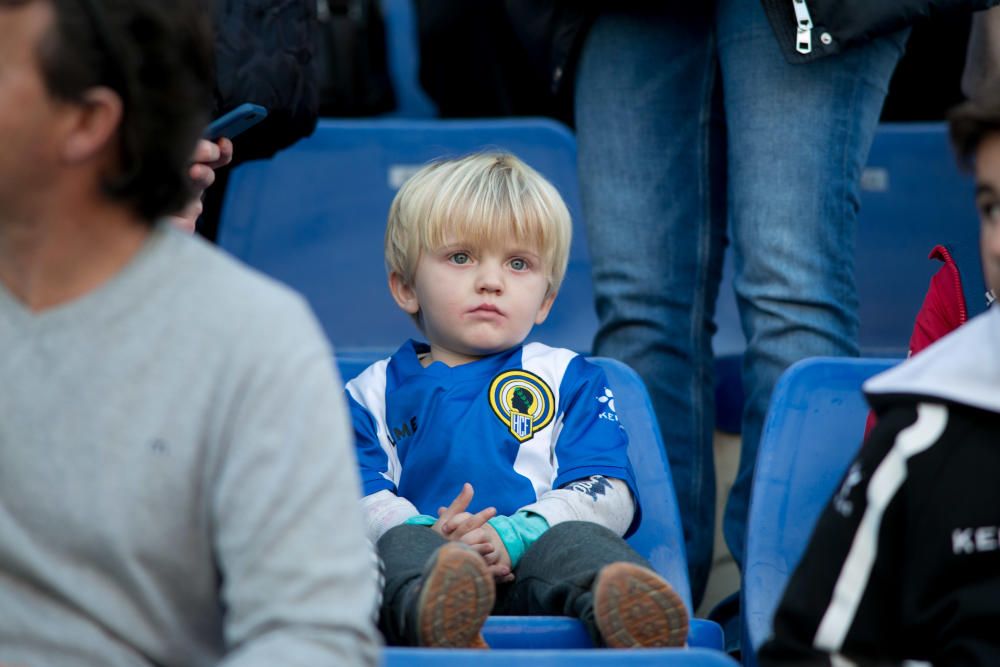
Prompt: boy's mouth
<box><xmin>470</xmin><ymin>303</ymin><xmax>502</xmax><ymax>315</ymax></box>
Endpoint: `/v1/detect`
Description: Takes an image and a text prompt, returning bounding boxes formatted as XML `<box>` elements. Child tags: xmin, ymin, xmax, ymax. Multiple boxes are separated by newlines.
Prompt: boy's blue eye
<box><xmin>978</xmin><ymin>199</ymin><xmax>1000</xmax><ymax>225</ymax></box>
<box><xmin>510</xmin><ymin>258</ymin><xmax>528</xmax><ymax>271</ymax></box>
<box><xmin>450</xmin><ymin>252</ymin><xmax>470</xmax><ymax>265</ymax></box>
<box><xmin>988</xmin><ymin>203</ymin><xmax>1000</xmax><ymax>222</ymax></box>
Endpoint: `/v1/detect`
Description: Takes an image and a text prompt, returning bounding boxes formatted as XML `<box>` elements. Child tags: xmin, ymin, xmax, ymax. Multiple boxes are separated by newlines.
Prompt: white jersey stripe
<box><xmin>814</xmin><ymin>403</ymin><xmax>948</xmax><ymax>652</ymax></box>
<box><xmin>345</xmin><ymin>358</ymin><xmax>400</xmax><ymax>485</ymax></box>
<box><xmin>515</xmin><ymin>343</ymin><xmax>577</xmax><ymax>498</ymax></box>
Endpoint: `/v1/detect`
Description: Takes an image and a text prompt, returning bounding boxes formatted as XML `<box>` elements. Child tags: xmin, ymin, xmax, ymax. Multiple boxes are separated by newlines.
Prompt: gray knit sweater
<box><xmin>0</xmin><ymin>224</ymin><xmax>379</xmax><ymax>666</ymax></box>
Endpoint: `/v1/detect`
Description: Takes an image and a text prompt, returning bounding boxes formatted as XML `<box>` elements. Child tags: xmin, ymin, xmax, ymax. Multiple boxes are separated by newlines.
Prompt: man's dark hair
<box><xmin>1</xmin><ymin>0</ymin><xmax>214</xmax><ymax>222</ymax></box>
<box><xmin>949</xmin><ymin>97</ymin><xmax>1000</xmax><ymax>172</ymax></box>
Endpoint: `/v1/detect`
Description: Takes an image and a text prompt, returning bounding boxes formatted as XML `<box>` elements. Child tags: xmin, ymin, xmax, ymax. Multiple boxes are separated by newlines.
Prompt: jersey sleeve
<box><xmin>550</xmin><ymin>357</ymin><xmax>637</xmax><ymax>490</ymax></box>
<box><xmin>345</xmin><ymin>380</ymin><xmax>396</xmax><ymax>497</ymax></box>
<box><xmin>550</xmin><ymin>356</ymin><xmax>640</xmax><ymax>532</ymax></box>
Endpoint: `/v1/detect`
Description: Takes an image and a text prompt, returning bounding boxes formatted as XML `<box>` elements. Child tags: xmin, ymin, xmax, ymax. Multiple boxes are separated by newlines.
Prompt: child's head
<box><xmin>950</xmin><ymin>97</ymin><xmax>1000</xmax><ymax>301</ymax></box>
<box><xmin>384</xmin><ymin>152</ymin><xmax>572</xmax><ymax>365</ymax></box>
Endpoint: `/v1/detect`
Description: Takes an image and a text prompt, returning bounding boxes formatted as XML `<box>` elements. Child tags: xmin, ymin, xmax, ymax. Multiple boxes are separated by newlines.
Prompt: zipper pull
<box><xmin>792</xmin><ymin>0</ymin><xmax>813</xmax><ymax>55</ymax></box>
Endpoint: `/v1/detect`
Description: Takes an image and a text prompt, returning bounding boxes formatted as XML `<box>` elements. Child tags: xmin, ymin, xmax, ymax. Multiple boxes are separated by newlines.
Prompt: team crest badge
<box><xmin>488</xmin><ymin>370</ymin><xmax>555</xmax><ymax>442</ymax></box>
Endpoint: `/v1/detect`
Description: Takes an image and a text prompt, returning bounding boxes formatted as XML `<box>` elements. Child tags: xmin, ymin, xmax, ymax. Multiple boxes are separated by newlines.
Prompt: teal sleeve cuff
<box><xmin>404</xmin><ymin>514</ymin><xmax>437</xmax><ymax>526</ymax></box>
<box><xmin>488</xmin><ymin>511</ymin><xmax>549</xmax><ymax>567</ymax></box>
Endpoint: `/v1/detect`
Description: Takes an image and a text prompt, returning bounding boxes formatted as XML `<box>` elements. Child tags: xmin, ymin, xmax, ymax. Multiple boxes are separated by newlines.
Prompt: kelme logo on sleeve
<box><xmin>488</xmin><ymin>370</ymin><xmax>554</xmax><ymax>442</ymax></box>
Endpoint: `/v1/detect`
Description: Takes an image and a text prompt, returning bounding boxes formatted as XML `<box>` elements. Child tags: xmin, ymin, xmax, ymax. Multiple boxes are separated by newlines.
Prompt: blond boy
<box><xmin>346</xmin><ymin>153</ymin><xmax>689</xmax><ymax>648</ymax></box>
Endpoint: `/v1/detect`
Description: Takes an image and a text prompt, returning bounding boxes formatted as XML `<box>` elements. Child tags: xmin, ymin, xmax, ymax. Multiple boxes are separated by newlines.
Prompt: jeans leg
<box><xmin>496</xmin><ymin>521</ymin><xmax>653</xmax><ymax>646</ymax></box>
<box><xmin>716</xmin><ymin>0</ymin><xmax>908</xmax><ymax>565</ymax></box>
<box><xmin>574</xmin><ymin>7</ymin><xmax>727</xmax><ymax>607</ymax></box>
<box><xmin>376</xmin><ymin>524</ymin><xmax>448</xmax><ymax>645</ymax></box>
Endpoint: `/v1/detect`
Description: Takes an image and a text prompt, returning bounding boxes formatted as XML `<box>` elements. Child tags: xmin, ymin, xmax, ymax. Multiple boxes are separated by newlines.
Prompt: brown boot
<box><xmin>593</xmin><ymin>562</ymin><xmax>689</xmax><ymax>648</ymax></box>
<box><xmin>416</xmin><ymin>542</ymin><xmax>495</xmax><ymax>648</ymax></box>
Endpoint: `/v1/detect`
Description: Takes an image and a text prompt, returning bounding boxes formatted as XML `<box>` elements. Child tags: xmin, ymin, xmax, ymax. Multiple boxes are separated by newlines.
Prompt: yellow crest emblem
<box><xmin>488</xmin><ymin>370</ymin><xmax>554</xmax><ymax>442</ymax></box>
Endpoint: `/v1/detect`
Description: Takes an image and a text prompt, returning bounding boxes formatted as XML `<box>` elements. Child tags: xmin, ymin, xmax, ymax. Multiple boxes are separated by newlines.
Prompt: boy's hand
<box><xmin>432</xmin><ymin>482</ymin><xmax>495</xmax><ymax>539</ymax></box>
<box><xmin>461</xmin><ymin>523</ymin><xmax>514</xmax><ymax>583</ymax></box>
<box><xmin>431</xmin><ymin>483</ymin><xmax>511</xmax><ymax>581</ymax></box>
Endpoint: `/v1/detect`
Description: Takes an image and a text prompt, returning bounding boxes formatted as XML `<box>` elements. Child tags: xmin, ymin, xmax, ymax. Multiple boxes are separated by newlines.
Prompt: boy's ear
<box><xmin>389</xmin><ymin>272</ymin><xmax>420</xmax><ymax>315</ymax></box>
<box><xmin>534</xmin><ymin>290</ymin><xmax>557</xmax><ymax>325</ymax></box>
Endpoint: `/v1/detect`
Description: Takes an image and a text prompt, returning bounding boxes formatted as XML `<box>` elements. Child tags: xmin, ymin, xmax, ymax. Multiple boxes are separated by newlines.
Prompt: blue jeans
<box><xmin>574</xmin><ymin>0</ymin><xmax>906</xmax><ymax>605</ymax></box>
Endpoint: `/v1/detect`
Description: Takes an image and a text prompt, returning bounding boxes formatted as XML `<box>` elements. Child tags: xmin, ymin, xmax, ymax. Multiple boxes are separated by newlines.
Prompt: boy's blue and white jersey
<box><xmin>346</xmin><ymin>340</ymin><xmax>640</xmax><ymax>533</ymax></box>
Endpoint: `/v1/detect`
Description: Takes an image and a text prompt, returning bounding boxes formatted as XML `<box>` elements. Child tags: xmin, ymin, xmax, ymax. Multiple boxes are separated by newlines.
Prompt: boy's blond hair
<box><xmin>385</xmin><ymin>152</ymin><xmax>572</xmax><ymax>295</ymax></box>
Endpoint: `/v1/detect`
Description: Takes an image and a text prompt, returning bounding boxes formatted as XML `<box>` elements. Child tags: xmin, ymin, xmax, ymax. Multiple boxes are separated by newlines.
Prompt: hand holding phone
<box><xmin>204</xmin><ymin>103</ymin><xmax>268</xmax><ymax>140</ymax></box>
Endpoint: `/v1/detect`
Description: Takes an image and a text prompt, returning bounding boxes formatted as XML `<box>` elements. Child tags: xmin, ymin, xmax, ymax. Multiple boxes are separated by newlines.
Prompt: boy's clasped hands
<box><xmin>433</xmin><ymin>482</ymin><xmax>515</xmax><ymax>583</ymax></box>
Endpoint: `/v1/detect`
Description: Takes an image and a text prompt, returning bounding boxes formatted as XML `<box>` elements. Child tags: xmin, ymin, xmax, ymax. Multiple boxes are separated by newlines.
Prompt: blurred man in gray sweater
<box><xmin>0</xmin><ymin>1</ymin><xmax>378</xmax><ymax>665</ymax></box>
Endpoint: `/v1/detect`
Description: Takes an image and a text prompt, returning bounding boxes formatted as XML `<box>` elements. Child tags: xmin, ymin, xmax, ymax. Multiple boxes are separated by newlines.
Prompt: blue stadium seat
<box><xmin>740</xmin><ymin>357</ymin><xmax>897</xmax><ymax>666</ymax></box>
<box><xmin>383</xmin><ymin>647</ymin><xmax>739</xmax><ymax>666</ymax></box>
<box><xmin>482</xmin><ymin>615</ymin><xmax>723</xmax><ymax>650</ymax></box>
<box><xmin>337</xmin><ymin>354</ymin><xmax>722</xmax><ymax>651</ymax></box>
<box><xmin>854</xmin><ymin>123</ymin><xmax>985</xmax><ymax>349</ymax></box>
<box><xmin>712</xmin><ymin>122</ymin><xmax>982</xmax><ymax>433</ymax></box>
<box><xmin>218</xmin><ymin>118</ymin><xmax>595</xmax><ymax>356</ymax></box>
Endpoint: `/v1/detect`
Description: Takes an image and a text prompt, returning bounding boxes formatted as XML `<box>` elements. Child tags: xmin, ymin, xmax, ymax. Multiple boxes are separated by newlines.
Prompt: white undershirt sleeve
<box><xmin>520</xmin><ymin>476</ymin><xmax>635</xmax><ymax>537</ymax></box>
<box><xmin>361</xmin><ymin>489</ymin><xmax>421</xmax><ymax>543</ymax></box>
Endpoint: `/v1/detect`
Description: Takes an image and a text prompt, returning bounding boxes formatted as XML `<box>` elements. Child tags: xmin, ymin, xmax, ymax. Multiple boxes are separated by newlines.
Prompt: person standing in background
<box><xmin>508</xmin><ymin>0</ymin><xmax>998</xmax><ymax>611</ymax></box>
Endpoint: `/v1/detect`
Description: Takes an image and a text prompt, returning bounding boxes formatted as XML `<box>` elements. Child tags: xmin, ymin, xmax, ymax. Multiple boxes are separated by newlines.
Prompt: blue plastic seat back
<box><xmin>855</xmin><ymin>123</ymin><xmax>984</xmax><ymax>351</ymax></box>
<box><xmin>218</xmin><ymin>118</ymin><xmax>596</xmax><ymax>355</ymax></box>
<box><xmin>590</xmin><ymin>357</ymin><xmax>692</xmax><ymax>611</ymax></box>
<box><xmin>383</xmin><ymin>647</ymin><xmax>738</xmax><ymax>666</ymax></box>
<box><xmin>711</xmin><ymin>122</ymin><xmax>981</xmax><ymax>433</ymax></box>
<box><xmin>338</xmin><ymin>354</ymin><xmax>693</xmax><ymax>612</ymax></box>
<box><xmin>741</xmin><ymin>357</ymin><xmax>897</xmax><ymax>666</ymax></box>
<box><xmin>482</xmin><ymin>615</ymin><xmax>722</xmax><ymax>650</ymax></box>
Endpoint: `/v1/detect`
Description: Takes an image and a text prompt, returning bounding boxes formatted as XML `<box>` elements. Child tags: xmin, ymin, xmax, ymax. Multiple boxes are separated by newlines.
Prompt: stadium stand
<box><xmin>740</xmin><ymin>357</ymin><xmax>897</xmax><ymax>667</ymax></box>
<box><xmin>216</xmin><ymin>118</ymin><xmax>973</xmax><ymax>655</ymax></box>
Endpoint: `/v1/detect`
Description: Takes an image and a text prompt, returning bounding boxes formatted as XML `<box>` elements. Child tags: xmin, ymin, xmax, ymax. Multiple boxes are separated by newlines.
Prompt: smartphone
<box><xmin>204</xmin><ymin>103</ymin><xmax>268</xmax><ymax>141</ymax></box>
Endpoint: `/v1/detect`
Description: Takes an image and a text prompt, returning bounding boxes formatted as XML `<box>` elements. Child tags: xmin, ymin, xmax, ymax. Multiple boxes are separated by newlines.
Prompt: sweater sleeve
<box><xmin>488</xmin><ymin>511</ymin><xmax>550</xmax><ymax>567</ymax></box>
<box><xmin>212</xmin><ymin>303</ymin><xmax>379</xmax><ymax>667</ymax></box>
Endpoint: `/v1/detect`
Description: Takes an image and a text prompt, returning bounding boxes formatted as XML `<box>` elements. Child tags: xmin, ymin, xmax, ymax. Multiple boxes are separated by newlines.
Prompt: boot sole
<box><xmin>594</xmin><ymin>561</ymin><xmax>689</xmax><ymax>648</ymax></box>
<box><xmin>417</xmin><ymin>543</ymin><xmax>495</xmax><ymax>648</ymax></box>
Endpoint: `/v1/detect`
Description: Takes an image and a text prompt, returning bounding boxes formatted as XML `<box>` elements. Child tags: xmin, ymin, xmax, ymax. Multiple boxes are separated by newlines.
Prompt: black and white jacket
<box><xmin>759</xmin><ymin>307</ymin><xmax>1000</xmax><ymax>667</ymax></box>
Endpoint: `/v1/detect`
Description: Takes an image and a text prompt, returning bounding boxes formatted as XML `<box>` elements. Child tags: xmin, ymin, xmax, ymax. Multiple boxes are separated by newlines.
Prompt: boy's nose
<box><xmin>475</xmin><ymin>265</ymin><xmax>504</xmax><ymax>293</ymax></box>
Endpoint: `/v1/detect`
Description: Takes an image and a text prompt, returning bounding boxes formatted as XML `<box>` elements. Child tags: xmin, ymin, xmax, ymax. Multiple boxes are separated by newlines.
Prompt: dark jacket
<box><xmin>201</xmin><ymin>0</ymin><xmax>320</xmax><ymax>243</ymax></box>
<box><xmin>510</xmin><ymin>0</ymin><xmax>1000</xmax><ymax>97</ymax></box>
<box><xmin>212</xmin><ymin>0</ymin><xmax>319</xmax><ymax>163</ymax></box>
<box><xmin>762</xmin><ymin>0</ymin><xmax>1000</xmax><ymax>63</ymax></box>
<box><xmin>759</xmin><ymin>308</ymin><xmax>1000</xmax><ymax>666</ymax></box>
